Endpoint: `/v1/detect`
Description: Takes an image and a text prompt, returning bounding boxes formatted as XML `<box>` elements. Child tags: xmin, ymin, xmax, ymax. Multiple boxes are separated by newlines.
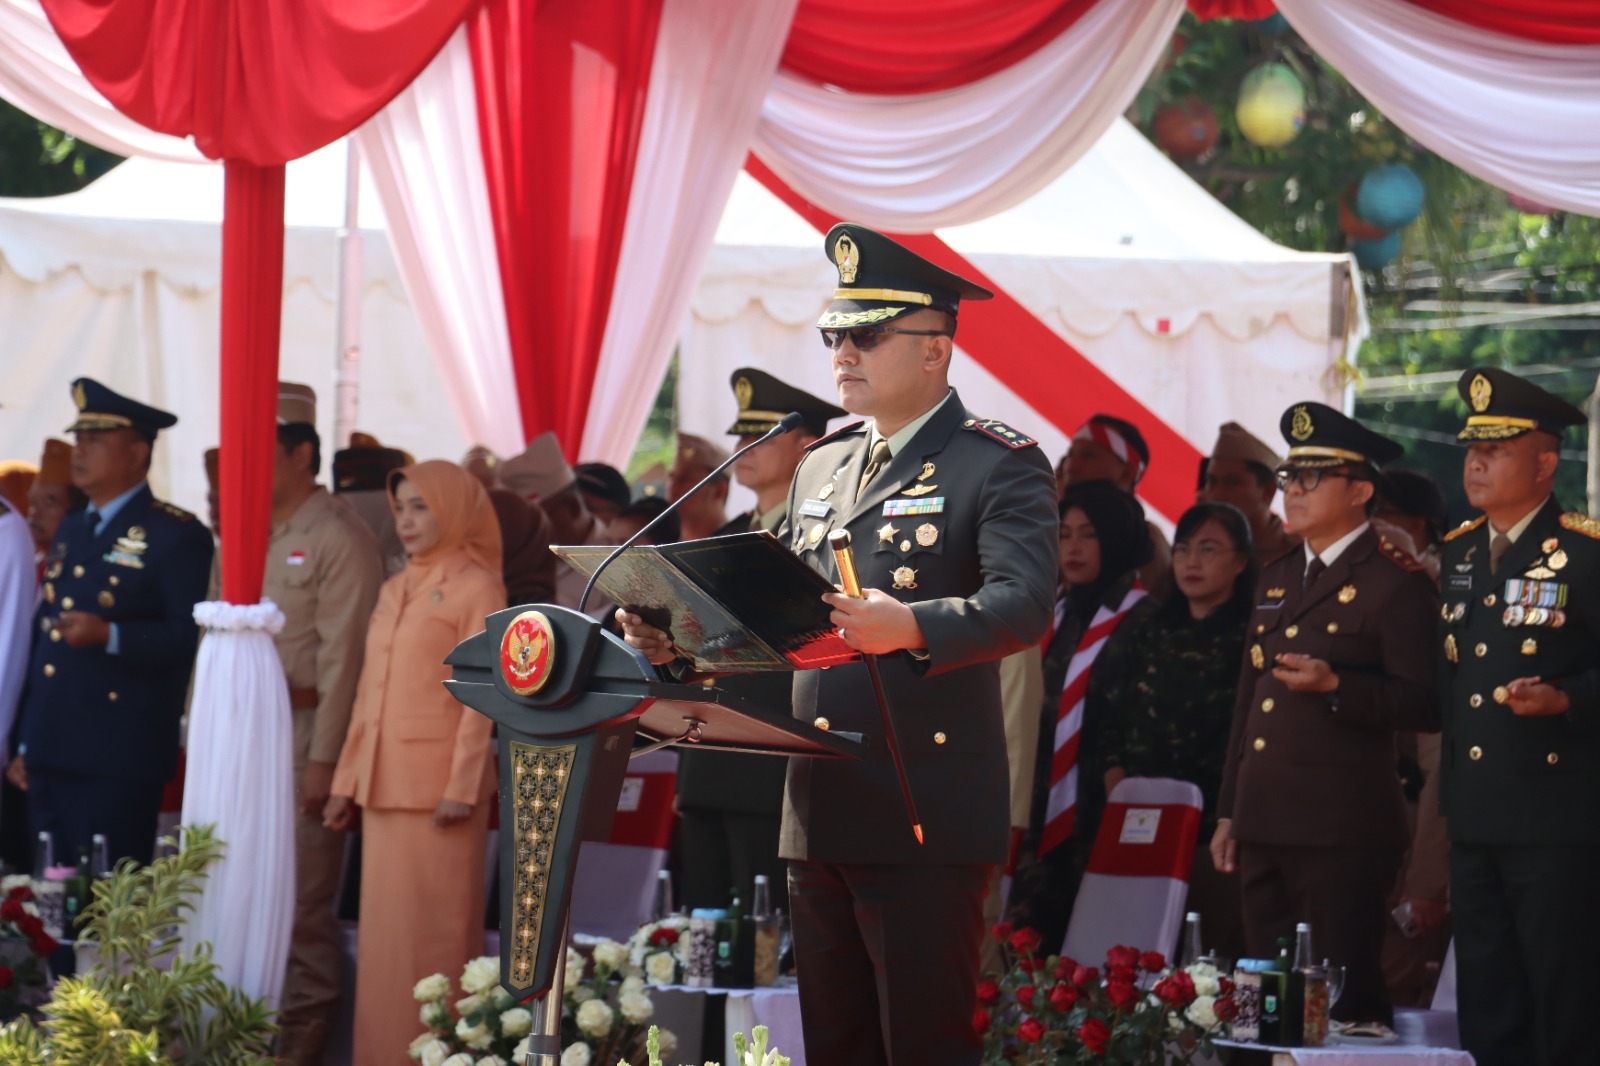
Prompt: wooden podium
<box><xmin>444</xmin><ymin>603</ymin><xmax>862</xmax><ymax>1057</ymax></box>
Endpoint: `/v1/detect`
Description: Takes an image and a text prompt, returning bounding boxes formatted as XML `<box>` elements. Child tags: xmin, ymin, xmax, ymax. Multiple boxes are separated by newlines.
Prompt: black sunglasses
<box><xmin>819</xmin><ymin>325</ymin><xmax>953</xmax><ymax>352</ymax></box>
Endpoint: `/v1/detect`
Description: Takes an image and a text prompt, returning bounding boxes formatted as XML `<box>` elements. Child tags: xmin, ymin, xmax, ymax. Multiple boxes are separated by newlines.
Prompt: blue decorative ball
<box><xmin>1357</xmin><ymin>165</ymin><xmax>1425</xmax><ymax>230</ymax></box>
<box><xmin>1351</xmin><ymin>230</ymin><xmax>1402</xmax><ymax>270</ymax></box>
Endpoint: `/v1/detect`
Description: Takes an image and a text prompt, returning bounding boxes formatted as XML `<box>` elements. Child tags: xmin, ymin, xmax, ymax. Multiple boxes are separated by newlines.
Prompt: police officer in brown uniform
<box><xmin>1438</xmin><ymin>368</ymin><xmax>1597</xmax><ymax>1066</ymax></box>
<box><xmin>264</xmin><ymin>384</ymin><xmax>386</xmax><ymax>1065</ymax></box>
<box><xmin>1213</xmin><ymin>402</ymin><xmax>1438</xmax><ymax>1025</ymax></box>
<box><xmin>620</xmin><ymin>225</ymin><xmax>1058</xmax><ymax>1066</ymax></box>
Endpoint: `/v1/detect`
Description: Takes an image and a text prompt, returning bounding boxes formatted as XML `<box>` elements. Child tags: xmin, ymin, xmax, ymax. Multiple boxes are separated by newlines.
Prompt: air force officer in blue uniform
<box><xmin>16</xmin><ymin>379</ymin><xmax>213</xmax><ymax>866</ymax></box>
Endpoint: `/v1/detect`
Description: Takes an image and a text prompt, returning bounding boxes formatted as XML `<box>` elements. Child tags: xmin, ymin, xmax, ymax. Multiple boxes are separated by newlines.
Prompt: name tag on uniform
<box><xmin>798</xmin><ymin>499</ymin><xmax>833</xmax><ymax>519</ymax></box>
<box><xmin>1448</xmin><ymin>574</ymin><xmax>1472</xmax><ymax>591</ymax></box>
<box><xmin>883</xmin><ymin>496</ymin><xmax>945</xmax><ymax>517</ymax></box>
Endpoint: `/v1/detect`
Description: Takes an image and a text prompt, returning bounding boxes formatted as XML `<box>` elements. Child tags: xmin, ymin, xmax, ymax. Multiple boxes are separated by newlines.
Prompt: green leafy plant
<box><xmin>0</xmin><ymin>825</ymin><xmax>276</xmax><ymax>1066</ymax></box>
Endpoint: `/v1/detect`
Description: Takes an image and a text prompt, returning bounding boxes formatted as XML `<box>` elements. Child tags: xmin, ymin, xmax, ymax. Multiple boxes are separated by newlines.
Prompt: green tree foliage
<box><xmin>0</xmin><ymin>826</ymin><xmax>276</xmax><ymax>1066</ymax></box>
<box><xmin>0</xmin><ymin>101</ymin><xmax>120</xmax><ymax>197</ymax></box>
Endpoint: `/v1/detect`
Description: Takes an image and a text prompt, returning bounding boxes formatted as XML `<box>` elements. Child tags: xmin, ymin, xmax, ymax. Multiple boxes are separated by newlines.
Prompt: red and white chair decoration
<box><xmin>1062</xmin><ymin>776</ymin><xmax>1202</xmax><ymax>964</ymax></box>
<box><xmin>566</xmin><ymin>749</ymin><xmax>679</xmax><ymax>942</ymax></box>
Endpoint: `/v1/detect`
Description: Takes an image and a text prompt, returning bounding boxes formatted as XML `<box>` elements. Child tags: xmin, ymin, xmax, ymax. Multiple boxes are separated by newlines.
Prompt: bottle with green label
<box><xmin>63</xmin><ymin>847</ymin><xmax>92</xmax><ymax>938</ymax></box>
<box><xmin>713</xmin><ymin>887</ymin><xmax>754</xmax><ymax>988</ymax></box>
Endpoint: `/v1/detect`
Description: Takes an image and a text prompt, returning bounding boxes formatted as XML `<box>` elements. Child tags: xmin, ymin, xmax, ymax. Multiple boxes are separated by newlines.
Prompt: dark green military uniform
<box><xmin>1217</xmin><ymin>402</ymin><xmax>1439</xmax><ymax>1025</ymax></box>
<box><xmin>1438</xmin><ymin>367</ymin><xmax>1597</xmax><ymax>1066</ymax></box>
<box><xmin>676</xmin><ymin>369</ymin><xmax>843</xmax><ymax>912</ymax></box>
<box><xmin>778</xmin><ymin>225</ymin><xmax>1058</xmax><ymax>1066</ymax></box>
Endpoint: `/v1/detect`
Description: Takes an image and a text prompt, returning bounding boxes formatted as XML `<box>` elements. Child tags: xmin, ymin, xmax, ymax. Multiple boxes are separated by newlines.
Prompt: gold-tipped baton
<box><xmin>829</xmin><ymin>529</ymin><xmax>924</xmax><ymax>845</ymax></box>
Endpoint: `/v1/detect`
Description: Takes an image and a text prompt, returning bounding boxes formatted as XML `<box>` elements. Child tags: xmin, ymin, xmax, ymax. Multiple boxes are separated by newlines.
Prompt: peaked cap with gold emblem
<box><xmin>66</xmin><ymin>377</ymin><xmax>178</xmax><ymax>437</ymax></box>
<box><xmin>1454</xmin><ymin>366</ymin><xmax>1585</xmax><ymax>442</ymax></box>
<box><xmin>1276</xmin><ymin>401</ymin><xmax>1401</xmax><ymax>471</ymax></box>
<box><xmin>818</xmin><ymin>223</ymin><xmax>993</xmax><ymax>330</ymax></box>
<box><xmin>727</xmin><ymin>367</ymin><xmax>845</xmax><ymax>438</ymax></box>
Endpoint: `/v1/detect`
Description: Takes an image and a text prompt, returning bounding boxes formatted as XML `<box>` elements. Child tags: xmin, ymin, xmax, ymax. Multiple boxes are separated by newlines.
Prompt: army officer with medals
<box><xmin>1213</xmin><ymin>402</ymin><xmax>1438</xmax><ymax>1025</ymax></box>
<box><xmin>621</xmin><ymin>225</ymin><xmax>1058</xmax><ymax>1066</ymax></box>
<box><xmin>17</xmin><ymin>379</ymin><xmax>214</xmax><ymax>867</ymax></box>
<box><xmin>1438</xmin><ymin>367</ymin><xmax>1597</xmax><ymax>1066</ymax></box>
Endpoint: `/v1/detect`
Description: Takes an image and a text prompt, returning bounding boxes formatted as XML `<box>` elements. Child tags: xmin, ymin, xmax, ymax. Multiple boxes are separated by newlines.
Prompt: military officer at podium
<box><xmin>675</xmin><ymin>370</ymin><xmax>844</xmax><ymax>913</ymax></box>
<box><xmin>15</xmin><ymin>379</ymin><xmax>213</xmax><ymax>867</ymax></box>
<box><xmin>622</xmin><ymin>225</ymin><xmax>1058</xmax><ymax>1066</ymax></box>
<box><xmin>1438</xmin><ymin>368</ymin><xmax>1599</xmax><ymax>1066</ymax></box>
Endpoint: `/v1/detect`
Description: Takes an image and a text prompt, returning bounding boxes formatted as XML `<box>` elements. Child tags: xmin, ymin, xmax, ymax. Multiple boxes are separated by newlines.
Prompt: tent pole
<box><xmin>333</xmin><ymin>137</ymin><xmax>364</xmax><ymax>455</ymax></box>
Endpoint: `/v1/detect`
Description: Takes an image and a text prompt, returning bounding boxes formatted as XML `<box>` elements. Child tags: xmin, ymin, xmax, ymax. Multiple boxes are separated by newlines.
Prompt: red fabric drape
<box><xmin>745</xmin><ymin>155</ymin><xmax>1204</xmax><ymax>524</ymax></box>
<box><xmin>1188</xmin><ymin>0</ymin><xmax>1277</xmax><ymax>19</ymax></box>
<box><xmin>1399</xmin><ymin>0</ymin><xmax>1600</xmax><ymax>44</ymax></box>
<box><xmin>780</xmin><ymin>0</ymin><xmax>1098</xmax><ymax>94</ymax></box>
<box><xmin>469</xmin><ymin>0</ymin><xmax>666</xmax><ymax>453</ymax></box>
<box><xmin>218</xmin><ymin>162</ymin><xmax>285</xmax><ymax>605</ymax></box>
<box><xmin>37</xmin><ymin>0</ymin><xmax>475</xmax><ymax>164</ymax></box>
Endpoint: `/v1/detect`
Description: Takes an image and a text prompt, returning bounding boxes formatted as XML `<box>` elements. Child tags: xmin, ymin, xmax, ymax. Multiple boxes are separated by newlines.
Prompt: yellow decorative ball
<box><xmin>1236</xmin><ymin>63</ymin><xmax>1305</xmax><ymax>149</ymax></box>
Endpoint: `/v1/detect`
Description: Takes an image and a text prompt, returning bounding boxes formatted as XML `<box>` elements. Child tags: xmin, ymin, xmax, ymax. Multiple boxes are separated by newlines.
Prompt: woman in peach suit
<box><xmin>323</xmin><ymin>460</ymin><xmax>504</xmax><ymax>1066</ymax></box>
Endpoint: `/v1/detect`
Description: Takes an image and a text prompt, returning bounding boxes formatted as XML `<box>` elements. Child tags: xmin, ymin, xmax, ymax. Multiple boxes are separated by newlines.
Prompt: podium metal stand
<box><xmin>445</xmin><ymin>604</ymin><xmax>863</xmax><ymax>1063</ymax></box>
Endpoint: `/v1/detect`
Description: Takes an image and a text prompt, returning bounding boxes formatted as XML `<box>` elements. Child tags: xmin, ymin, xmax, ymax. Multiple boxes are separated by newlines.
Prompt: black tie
<box><xmin>1304</xmin><ymin>556</ymin><xmax>1326</xmax><ymax>590</ymax></box>
<box><xmin>88</xmin><ymin>509</ymin><xmax>102</xmax><ymax>537</ymax></box>
<box><xmin>857</xmin><ymin>439</ymin><xmax>892</xmax><ymax>502</ymax></box>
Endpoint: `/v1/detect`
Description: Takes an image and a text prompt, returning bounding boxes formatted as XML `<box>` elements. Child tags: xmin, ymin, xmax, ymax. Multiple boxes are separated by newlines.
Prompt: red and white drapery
<box><xmin>3</xmin><ymin>0</ymin><xmax>1600</xmax><ymax>1001</ymax></box>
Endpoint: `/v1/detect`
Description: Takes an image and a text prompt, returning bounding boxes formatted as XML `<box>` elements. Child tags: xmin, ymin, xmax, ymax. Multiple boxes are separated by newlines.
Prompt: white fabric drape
<box><xmin>1277</xmin><ymin>0</ymin><xmax>1600</xmax><ymax>217</ymax></box>
<box><xmin>355</xmin><ymin>29</ymin><xmax>524</xmax><ymax>456</ymax></box>
<box><xmin>0</xmin><ymin>0</ymin><xmax>200</xmax><ymax>162</ymax></box>
<box><xmin>748</xmin><ymin>0</ymin><xmax>1184</xmax><ymax>230</ymax></box>
<box><xmin>578</xmin><ymin>0</ymin><xmax>801</xmax><ymax>465</ymax></box>
<box><xmin>181</xmin><ymin>602</ymin><xmax>296</xmax><ymax>1004</ymax></box>
<box><xmin>0</xmin><ymin>510</ymin><xmax>32</xmax><ymax>763</ymax></box>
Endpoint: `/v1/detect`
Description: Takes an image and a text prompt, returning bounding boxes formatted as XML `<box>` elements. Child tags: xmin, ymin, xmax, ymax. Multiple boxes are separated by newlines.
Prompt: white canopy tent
<box><xmin>688</xmin><ymin>117</ymin><xmax>1363</xmax><ymax>522</ymax></box>
<box><xmin>0</xmin><ymin>118</ymin><xmax>1361</xmax><ymax>523</ymax></box>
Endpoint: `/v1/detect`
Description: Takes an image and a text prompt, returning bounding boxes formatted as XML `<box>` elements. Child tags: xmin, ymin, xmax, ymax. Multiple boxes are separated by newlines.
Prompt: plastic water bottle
<box><xmin>31</xmin><ymin>831</ymin><xmax>52</xmax><ymax>880</ymax></box>
<box><xmin>652</xmin><ymin>869</ymin><xmax>673</xmax><ymax>921</ymax></box>
<box><xmin>1179</xmin><ymin>911</ymin><xmax>1203</xmax><ymax>967</ymax></box>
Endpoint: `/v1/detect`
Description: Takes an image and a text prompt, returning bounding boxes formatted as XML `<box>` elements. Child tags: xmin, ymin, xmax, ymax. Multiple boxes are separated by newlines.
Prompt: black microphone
<box><xmin>578</xmin><ymin>411</ymin><xmax>806</xmax><ymax>614</ymax></box>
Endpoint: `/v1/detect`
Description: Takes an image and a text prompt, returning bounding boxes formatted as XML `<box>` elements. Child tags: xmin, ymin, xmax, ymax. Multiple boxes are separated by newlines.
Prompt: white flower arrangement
<box><xmin>618</xmin><ymin>989</ymin><xmax>653</xmax><ymax>1025</ymax></box>
<box><xmin>626</xmin><ymin>915</ymin><xmax>692</xmax><ymax>987</ymax></box>
<box><xmin>440</xmin><ymin>1055</ymin><xmax>475</xmax><ymax>1066</ymax></box>
<box><xmin>592</xmin><ymin>938</ymin><xmax>629</xmax><ymax>974</ymax></box>
<box><xmin>461</xmin><ymin>955</ymin><xmax>501</xmax><ymax>994</ymax></box>
<box><xmin>576</xmin><ymin>997</ymin><xmax>614</xmax><ymax>1038</ymax></box>
<box><xmin>414</xmin><ymin>973</ymin><xmax>452</xmax><ymax>1002</ymax></box>
<box><xmin>561</xmin><ymin>1042</ymin><xmax>593</xmax><ymax>1066</ymax></box>
<box><xmin>499</xmin><ymin>1006</ymin><xmax>533</xmax><ymax>1037</ymax></box>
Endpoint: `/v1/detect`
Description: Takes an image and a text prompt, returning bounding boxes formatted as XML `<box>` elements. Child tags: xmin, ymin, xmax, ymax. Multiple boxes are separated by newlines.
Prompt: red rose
<box><xmin>1107</xmin><ymin>978</ymin><xmax>1138</xmax><ymax>1010</ymax></box>
<box><xmin>649</xmin><ymin>927</ymin><xmax>678</xmax><ymax>948</ymax></box>
<box><xmin>1009</xmin><ymin>927</ymin><xmax>1042</xmax><ymax>955</ymax></box>
<box><xmin>991</xmin><ymin>922</ymin><xmax>1013</xmax><ymax>943</ymax></box>
<box><xmin>1018</xmin><ymin>957</ymin><xmax>1041</xmax><ymax>974</ymax></box>
<box><xmin>5</xmin><ymin>886</ymin><xmax>32</xmax><ymax>903</ymax></box>
<box><xmin>1219</xmin><ymin>976</ymin><xmax>1235</xmax><ymax>996</ymax></box>
<box><xmin>0</xmin><ymin>899</ymin><xmax>22</xmax><ymax>923</ymax></box>
<box><xmin>1071</xmin><ymin>965</ymin><xmax>1098</xmax><ymax>989</ymax></box>
<box><xmin>1215</xmin><ymin>994</ymin><xmax>1239</xmax><ymax>1023</ymax></box>
<box><xmin>1140</xmin><ymin>951</ymin><xmax>1167</xmax><ymax>973</ymax></box>
<box><xmin>0</xmin><ymin>966</ymin><xmax>13</xmax><ymax>989</ymax></box>
<box><xmin>1049</xmin><ymin>982</ymin><xmax>1079</xmax><ymax>1011</ymax></box>
<box><xmin>1154</xmin><ymin>971</ymin><xmax>1197</xmax><ymax>1008</ymax></box>
<box><xmin>30</xmin><ymin>934</ymin><xmax>57</xmax><ymax>957</ymax></box>
<box><xmin>15</xmin><ymin>914</ymin><xmax>42</xmax><ymax>939</ymax></box>
<box><xmin>1077</xmin><ymin>1018</ymin><xmax>1111</xmax><ymax>1056</ymax></box>
<box><xmin>1054</xmin><ymin>956</ymin><xmax>1076</xmax><ymax>980</ymax></box>
<box><xmin>1018</xmin><ymin>1017</ymin><xmax>1046</xmax><ymax>1044</ymax></box>
<box><xmin>1016</xmin><ymin>984</ymin><xmax>1036</xmax><ymax>1009</ymax></box>
<box><xmin>975</xmin><ymin>979</ymin><xmax>1000</xmax><ymax>1006</ymax></box>
<box><xmin>972</xmin><ymin>1007</ymin><xmax>992</xmax><ymax>1035</ymax></box>
<box><xmin>1106</xmin><ymin>945</ymin><xmax>1141</xmax><ymax>971</ymax></box>
<box><xmin>1108</xmin><ymin>964</ymin><xmax>1137</xmax><ymax>985</ymax></box>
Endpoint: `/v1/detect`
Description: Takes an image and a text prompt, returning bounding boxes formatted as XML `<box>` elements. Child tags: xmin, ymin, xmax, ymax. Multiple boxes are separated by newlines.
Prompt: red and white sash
<box><xmin>1038</xmin><ymin>584</ymin><xmax>1145</xmax><ymax>857</ymax></box>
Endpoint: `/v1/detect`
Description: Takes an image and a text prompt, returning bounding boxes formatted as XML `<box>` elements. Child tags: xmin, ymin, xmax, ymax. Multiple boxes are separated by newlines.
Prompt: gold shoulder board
<box><xmin>1560</xmin><ymin>512</ymin><xmax>1600</xmax><ymax>539</ymax></box>
<box><xmin>1443</xmin><ymin>515</ymin><xmax>1486</xmax><ymax>542</ymax></box>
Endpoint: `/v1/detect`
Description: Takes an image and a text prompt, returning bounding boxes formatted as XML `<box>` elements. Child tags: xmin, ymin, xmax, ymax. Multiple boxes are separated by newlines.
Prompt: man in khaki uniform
<box><xmin>266</xmin><ymin>384</ymin><xmax>385</xmax><ymax>1065</ymax></box>
<box><xmin>1198</xmin><ymin>421</ymin><xmax>1299</xmax><ymax>563</ymax></box>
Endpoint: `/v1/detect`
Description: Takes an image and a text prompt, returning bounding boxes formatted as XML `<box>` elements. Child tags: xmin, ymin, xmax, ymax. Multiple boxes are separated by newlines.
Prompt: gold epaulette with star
<box><xmin>1560</xmin><ymin>511</ymin><xmax>1600</xmax><ymax>539</ymax></box>
<box><xmin>803</xmin><ymin>420</ymin><xmax>865</xmax><ymax>451</ymax></box>
<box><xmin>1378</xmin><ymin>537</ymin><xmax>1427</xmax><ymax>573</ymax></box>
<box><xmin>154</xmin><ymin>500</ymin><xmax>197</xmax><ymax>523</ymax></box>
<box><xmin>963</xmin><ymin>417</ymin><xmax>1037</xmax><ymax>449</ymax></box>
<box><xmin>1443</xmin><ymin>515</ymin><xmax>1486</xmax><ymax>542</ymax></box>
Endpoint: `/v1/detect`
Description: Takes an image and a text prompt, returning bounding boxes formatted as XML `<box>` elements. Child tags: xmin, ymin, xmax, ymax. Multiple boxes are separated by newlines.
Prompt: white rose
<box><xmin>419</xmin><ymin>1041</ymin><xmax>452</xmax><ymax>1066</ymax></box>
<box><xmin>511</xmin><ymin>1038</ymin><xmax>530</xmax><ymax>1062</ymax></box>
<box><xmin>1186</xmin><ymin>961</ymin><xmax>1222</xmax><ymax>998</ymax></box>
<box><xmin>1186</xmin><ymin>994</ymin><xmax>1219</xmax><ymax>1030</ymax></box>
<box><xmin>575</xmin><ymin>998</ymin><xmax>614</xmax><ymax>1038</ymax></box>
<box><xmin>456</xmin><ymin>1017</ymin><xmax>491</xmax><ymax>1049</ymax></box>
<box><xmin>593</xmin><ymin>940</ymin><xmax>628</xmax><ymax>973</ymax></box>
<box><xmin>569</xmin><ymin>985</ymin><xmax>595</xmax><ymax>1004</ymax></box>
<box><xmin>461</xmin><ymin>955</ymin><xmax>501</xmax><ymax>995</ymax></box>
<box><xmin>455</xmin><ymin>993</ymin><xmax>484</xmax><ymax>1017</ymax></box>
<box><xmin>499</xmin><ymin>1007</ymin><xmax>534</xmax><ymax>1037</ymax></box>
<box><xmin>440</xmin><ymin>1056</ymin><xmax>475</xmax><ymax>1066</ymax></box>
<box><xmin>672</xmin><ymin>931</ymin><xmax>691</xmax><ymax>967</ymax></box>
<box><xmin>489</xmin><ymin>986</ymin><xmax>514</xmax><ymax>1009</ymax></box>
<box><xmin>0</xmin><ymin>874</ymin><xmax>30</xmax><ymax>895</ymax></box>
<box><xmin>420</xmin><ymin>1002</ymin><xmax>451</xmax><ymax>1029</ymax></box>
<box><xmin>565</xmin><ymin>947</ymin><xmax>587</xmax><ymax>986</ymax></box>
<box><xmin>644</xmin><ymin>952</ymin><xmax>677</xmax><ymax>986</ymax></box>
<box><xmin>620</xmin><ymin>975</ymin><xmax>645</xmax><ymax>996</ymax></box>
<box><xmin>414</xmin><ymin>973</ymin><xmax>452</xmax><ymax>1002</ymax></box>
<box><xmin>20</xmin><ymin>902</ymin><xmax>38</xmax><ymax>917</ymax></box>
<box><xmin>618</xmin><ymin>990</ymin><xmax>653</xmax><ymax>1024</ymax></box>
<box><xmin>560</xmin><ymin>1042</ymin><xmax>593</xmax><ymax>1066</ymax></box>
<box><xmin>409</xmin><ymin>1032</ymin><xmax>439</xmax><ymax>1059</ymax></box>
<box><xmin>475</xmin><ymin>1058</ymin><xmax>507</xmax><ymax>1066</ymax></box>
<box><xmin>658</xmin><ymin>1029</ymin><xmax>678</xmax><ymax>1059</ymax></box>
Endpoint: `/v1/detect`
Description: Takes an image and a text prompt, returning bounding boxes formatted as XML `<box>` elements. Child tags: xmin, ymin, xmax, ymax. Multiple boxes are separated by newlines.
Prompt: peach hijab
<box><xmin>387</xmin><ymin>460</ymin><xmax>503</xmax><ymax>582</ymax></box>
